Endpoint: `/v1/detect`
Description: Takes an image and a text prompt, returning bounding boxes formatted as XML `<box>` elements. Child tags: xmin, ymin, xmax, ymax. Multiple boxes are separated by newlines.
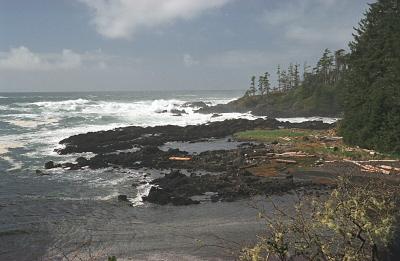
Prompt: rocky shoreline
<box><xmin>41</xmin><ymin>118</ymin><xmax>336</xmax><ymax>205</ymax></box>
<box><xmin>195</xmin><ymin>97</ymin><xmax>341</xmax><ymax>118</ymax></box>
<box><xmin>44</xmin><ymin>118</ymin><xmax>399</xmax><ymax>206</ymax></box>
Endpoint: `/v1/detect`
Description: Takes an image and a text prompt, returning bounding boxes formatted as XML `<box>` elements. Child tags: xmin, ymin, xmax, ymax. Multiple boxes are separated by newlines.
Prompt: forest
<box><xmin>240</xmin><ymin>0</ymin><xmax>399</xmax><ymax>153</ymax></box>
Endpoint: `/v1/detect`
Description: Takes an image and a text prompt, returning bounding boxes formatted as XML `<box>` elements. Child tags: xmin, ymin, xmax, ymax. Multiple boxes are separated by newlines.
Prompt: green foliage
<box><xmin>249</xmin><ymin>76</ymin><xmax>257</xmax><ymax>96</ymax></box>
<box><xmin>340</xmin><ymin>0</ymin><xmax>400</xmax><ymax>154</ymax></box>
<box><xmin>234</xmin><ymin>129</ymin><xmax>312</xmax><ymax>142</ymax></box>
<box><xmin>240</xmin><ymin>178</ymin><xmax>400</xmax><ymax>260</ymax></box>
<box><xmin>240</xmin><ymin>48</ymin><xmax>347</xmax><ymax>117</ymax></box>
<box><xmin>108</xmin><ymin>256</ymin><xmax>117</xmax><ymax>261</ymax></box>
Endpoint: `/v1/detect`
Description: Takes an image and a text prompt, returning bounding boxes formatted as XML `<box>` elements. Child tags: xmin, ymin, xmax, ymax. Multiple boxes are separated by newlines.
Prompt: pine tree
<box><xmin>277</xmin><ymin>65</ymin><xmax>282</xmax><ymax>92</ymax></box>
<box><xmin>334</xmin><ymin>49</ymin><xmax>347</xmax><ymax>83</ymax></box>
<box><xmin>258</xmin><ymin>76</ymin><xmax>265</xmax><ymax>96</ymax></box>
<box><xmin>249</xmin><ymin>76</ymin><xmax>256</xmax><ymax>96</ymax></box>
<box><xmin>281</xmin><ymin>70</ymin><xmax>288</xmax><ymax>92</ymax></box>
<box><xmin>288</xmin><ymin>63</ymin><xmax>294</xmax><ymax>89</ymax></box>
<box><xmin>340</xmin><ymin>0</ymin><xmax>400</xmax><ymax>153</ymax></box>
<box><xmin>303</xmin><ymin>62</ymin><xmax>311</xmax><ymax>82</ymax></box>
<box><xmin>317</xmin><ymin>49</ymin><xmax>334</xmax><ymax>85</ymax></box>
<box><xmin>263</xmin><ymin>72</ymin><xmax>271</xmax><ymax>95</ymax></box>
<box><xmin>294</xmin><ymin>64</ymin><xmax>301</xmax><ymax>88</ymax></box>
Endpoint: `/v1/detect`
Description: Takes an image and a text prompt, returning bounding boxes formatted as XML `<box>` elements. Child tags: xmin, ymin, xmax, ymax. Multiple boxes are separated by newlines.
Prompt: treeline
<box><xmin>340</xmin><ymin>0</ymin><xmax>400</xmax><ymax>153</ymax></box>
<box><xmin>241</xmin><ymin>0</ymin><xmax>400</xmax><ymax>154</ymax></box>
<box><xmin>245</xmin><ymin>48</ymin><xmax>348</xmax><ymax>97</ymax></box>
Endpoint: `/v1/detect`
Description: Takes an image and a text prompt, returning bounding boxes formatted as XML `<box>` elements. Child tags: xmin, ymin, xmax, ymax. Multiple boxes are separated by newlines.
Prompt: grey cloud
<box><xmin>78</xmin><ymin>0</ymin><xmax>232</xmax><ymax>39</ymax></box>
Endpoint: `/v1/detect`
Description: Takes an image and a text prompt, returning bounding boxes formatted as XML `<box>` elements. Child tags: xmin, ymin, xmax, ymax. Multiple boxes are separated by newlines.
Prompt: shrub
<box><xmin>240</xmin><ymin>177</ymin><xmax>400</xmax><ymax>260</ymax></box>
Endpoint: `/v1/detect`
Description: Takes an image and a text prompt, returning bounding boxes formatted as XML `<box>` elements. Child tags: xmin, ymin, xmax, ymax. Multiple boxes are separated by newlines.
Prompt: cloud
<box><xmin>0</xmin><ymin>46</ymin><xmax>116</xmax><ymax>71</ymax></box>
<box><xmin>260</xmin><ymin>0</ymin><xmax>360</xmax><ymax>45</ymax></box>
<box><xmin>183</xmin><ymin>54</ymin><xmax>199</xmax><ymax>67</ymax></box>
<box><xmin>0</xmin><ymin>46</ymin><xmax>43</xmax><ymax>71</ymax></box>
<box><xmin>78</xmin><ymin>0</ymin><xmax>231</xmax><ymax>39</ymax></box>
<box><xmin>58</xmin><ymin>49</ymin><xmax>82</xmax><ymax>69</ymax></box>
<box><xmin>0</xmin><ymin>46</ymin><xmax>83</xmax><ymax>71</ymax></box>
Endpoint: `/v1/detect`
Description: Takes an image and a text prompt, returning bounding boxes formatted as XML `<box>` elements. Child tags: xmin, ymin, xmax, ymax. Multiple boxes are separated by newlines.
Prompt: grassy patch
<box><xmin>234</xmin><ymin>129</ymin><xmax>314</xmax><ymax>142</ymax></box>
<box><xmin>234</xmin><ymin>128</ymin><xmax>399</xmax><ymax>161</ymax></box>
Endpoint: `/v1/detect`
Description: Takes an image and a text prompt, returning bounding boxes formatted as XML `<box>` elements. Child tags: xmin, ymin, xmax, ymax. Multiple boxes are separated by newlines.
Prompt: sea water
<box><xmin>0</xmin><ymin>90</ymin><xmax>337</xmax><ymax>260</ymax></box>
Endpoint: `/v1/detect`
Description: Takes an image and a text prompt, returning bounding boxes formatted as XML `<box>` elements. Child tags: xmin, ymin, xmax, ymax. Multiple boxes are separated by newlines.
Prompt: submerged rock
<box><xmin>211</xmin><ymin>113</ymin><xmax>222</xmax><ymax>118</ymax></box>
<box><xmin>118</xmin><ymin>195</ymin><xmax>129</xmax><ymax>202</ymax></box>
<box><xmin>182</xmin><ymin>101</ymin><xmax>208</xmax><ymax>109</ymax></box>
<box><xmin>170</xmin><ymin>109</ymin><xmax>187</xmax><ymax>115</ymax></box>
<box><xmin>35</xmin><ymin>169</ymin><xmax>49</xmax><ymax>176</ymax></box>
<box><xmin>44</xmin><ymin>161</ymin><xmax>55</xmax><ymax>169</ymax></box>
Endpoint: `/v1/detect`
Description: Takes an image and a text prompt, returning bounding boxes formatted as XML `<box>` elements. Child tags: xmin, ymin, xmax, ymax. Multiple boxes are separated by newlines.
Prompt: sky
<box><xmin>0</xmin><ymin>0</ymin><xmax>371</xmax><ymax>92</ymax></box>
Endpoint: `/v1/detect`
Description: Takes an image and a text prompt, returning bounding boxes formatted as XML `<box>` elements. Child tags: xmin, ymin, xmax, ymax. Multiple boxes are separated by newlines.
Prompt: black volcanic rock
<box><xmin>141</xmin><ymin>169</ymin><xmax>305</xmax><ymax>205</ymax></box>
<box><xmin>143</xmin><ymin>187</ymin><xmax>171</xmax><ymax>205</ymax></box>
<box><xmin>56</xmin><ymin>118</ymin><xmax>332</xmax><ymax>155</ymax></box>
<box><xmin>44</xmin><ymin>161</ymin><xmax>55</xmax><ymax>169</ymax></box>
<box><xmin>46</xmin><ymin>118</ymin><xmax>335</xmax><ymax>205</ymax></box>
<box><xmin>118</xmin><ymin>195</ymin><xmax>129</xmax><ymax>202</ymax></box>
<box><xmin>183</xmin><ymin>101</ymin><xmax>208</xmax><ymax>109</ymax></box>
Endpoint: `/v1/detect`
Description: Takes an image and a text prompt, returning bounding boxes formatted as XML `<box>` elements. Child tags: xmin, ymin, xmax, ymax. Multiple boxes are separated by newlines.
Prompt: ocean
<box><xmin>0</xmin><ymin>90</ymin><xmax>335</xmax><ymax>260</ymax></box>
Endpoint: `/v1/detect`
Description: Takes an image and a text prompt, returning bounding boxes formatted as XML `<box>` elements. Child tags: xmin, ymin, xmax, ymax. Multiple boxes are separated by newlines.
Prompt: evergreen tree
<box><xmin>263</xmin><ymin>72</ymin><xmax>271</xmax><ymax>95</ymax></box>
<box><xmin>294</xmin><ymin>64</ymin><xmax>301</xmax><ymax>88</ymax></box>
<box><xmin>340</xmin><ymin>0</ymin><xmax>400</xmax><ymax>153</ymax></box>
<box><xmin>281</xmin><ymin>70</ymin><xmax>289</xmax><ymax>92</ymax></box>
<box><xmin>317</xmin><ymin>49</ymin><xmax>334</xmax><ymax>85</ymax></box>
<box><xmin>258</xmin><ymin>76</ymin><xmax>265</xmax><ymax>95</ymax></box>
<box><xmin>288</xmin><ymin>63</ymin><xmax>294</xmax><ymax>89</ymax></box>
<box><xmin>303</xmin><ymin>62</ymin><xmax>311</xmax><ymax>82</ymax></box>
<box><xmin>334</xmin><ymin>49</ymin><xmax>347</xmax><ymax>83</ymax></box>
<box><xmin>249</xmin><ymin>76</ymin><xmax>256</xmax><ymax>96</ymax></box>
<box><xmin>277</xmin><ymin>65</ymin><xmax>282</xmax><ymax>92</ymax></box>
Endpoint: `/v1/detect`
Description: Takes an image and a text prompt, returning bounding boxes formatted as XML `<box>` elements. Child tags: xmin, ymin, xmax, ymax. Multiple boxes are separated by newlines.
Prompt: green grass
<box><xmin>234</xmin><ymin>129</ymin><xmax>313</xmax><ymax>142</ymax></box>
<box><xmin>234</xmin><ymin>129</ymin><xmax>399</xmax><ymax>161</ymax></box>
<box><xmin>309</xmin><ymin>146</ymin><xmax>372</xmax><ymax>160</ymax></box>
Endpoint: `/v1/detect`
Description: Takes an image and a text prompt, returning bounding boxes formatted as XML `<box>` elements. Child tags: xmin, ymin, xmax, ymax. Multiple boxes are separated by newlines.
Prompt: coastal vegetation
<box><xmin>232</xmin><ymin>47</ymin><xmax>348</xmax><ymax>117</ymax></box>
<box><xmin>240</xmin><ymin>177</ymin><xmax>400</xmax><ymax>261</ymax></box>
<box><xmin>3</xmin><ymin>0</ymin><xmax>400</xmax><ymax>260</ymax></box>
<box><xmin>234</xmin><ymin>128</ymin><xmax>398</xmax><ymax>161</ymax></box>
<box><xmin>233</xmin><ymin>129</ymin><xmax>312</xmax><ymax>142</ymax></box>
<box><xmin>225</xmin><ymin>0</ymin><xmax>400</xmax><ymax>156</ymax></box>
<box><xmin>235</xmin><ymin>2</ymin><xmax>400</xmax><ymax>259</ymax></box>
<box><xmin>339</xmin><ymin>0</ymin><xmax>400</xmax><ymax>154</ymax></box>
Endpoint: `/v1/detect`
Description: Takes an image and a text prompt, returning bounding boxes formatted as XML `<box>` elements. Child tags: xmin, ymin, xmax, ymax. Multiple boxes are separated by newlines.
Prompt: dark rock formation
<box><xmin>196</xmin><ymin>96</ymin><xmax>341</xmax><ymax>118</ymax></box>
<box><xmin>170</xmin><ymin>109</ymin><xmax>187</xmax><ymax>115</ymax></box>
<box><xmin>142</xmin><ymin>169</ymin><xmax>314</xmax><ymax>205</ymax></box>
<box><xmin>44</xmin><ymin>161</ymin><xmax>55</xmax><ymax>169</ymax></box>
<box><xmin>56</xmin><ymin>118</ymin><xmax>332</xmax><ymax>155</ymax></box>
<box><xmin>182</xmin><ymin>101</ymin><xmax>209</xmax><ymax>109</ymax></box>
<box><xmin>117</xmin><ymin>195</ymin><xmax>129</xmax><ymax>202</ymax></box>
<box><xmin>46</xmin><ymin>118</ymin><xmax>336</xmax><ymax>206</ymax></box>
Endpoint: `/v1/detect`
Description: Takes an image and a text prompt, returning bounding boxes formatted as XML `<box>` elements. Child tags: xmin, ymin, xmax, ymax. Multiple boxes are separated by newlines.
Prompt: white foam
<box><xmin>5</xmin><ymin>119</ymin><xmax>40</xmax><ymax>128</ymax></box>
<box><xmin>31</xmin><ymin>98</ymin><xmax>91</xmax><ymax>108</ymax></box>
<box><xmin>130</xmin><ymin>183</ymin><xmax>152</xmax><ymax>207</ymax></box>
<box><xmin>0</xmin><ymin>141</ymin><xmax>24</xmax><ymax>155</ymax></box>
<box><xmin>276</xmin><ymin>117</ymin><xmax>339</xmax><ymax>124</ymax></box>
<box><xmin>4</xmin><ymin>117</ymin><xmax>59</xmax><ymax>128</ymax></box>
<box><xmin>1</xmin><ymin>95</ymin><xmax>259</xmax><ymax>174</ymax></box>
<box><xmin>2</xmin><ymin>156</ymin><xmax>23</xmax><ymax>171</ymax></box>
<box><xmin>56</xmin><ymin>192</ymin><xmax>121</xmax><ymax>201</ymax></box>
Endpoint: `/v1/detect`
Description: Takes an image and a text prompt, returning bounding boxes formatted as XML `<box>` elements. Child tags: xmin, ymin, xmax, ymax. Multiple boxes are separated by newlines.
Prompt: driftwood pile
<box><xmin>343</xmin><ymin>159</ymin><xmax>400</xmax><ymax>175</ymax></box>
